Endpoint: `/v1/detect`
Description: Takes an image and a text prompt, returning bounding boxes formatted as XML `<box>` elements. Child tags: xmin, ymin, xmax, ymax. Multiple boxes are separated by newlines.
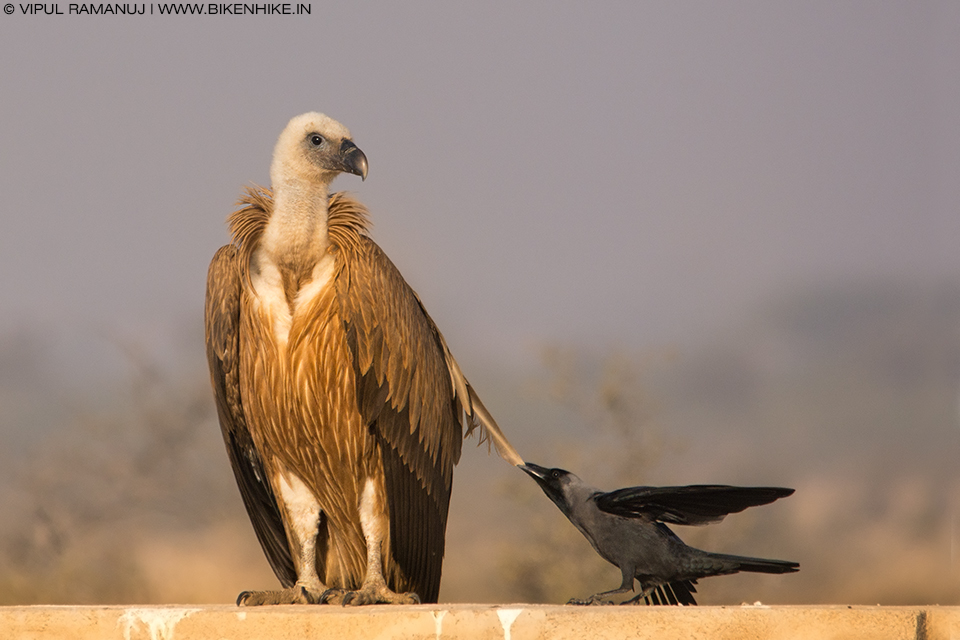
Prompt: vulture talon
<box><xmin>234</xmin><ymin>586</ymin><xmax>324</xmax><ymax>606</ymax></box>
<box><xmin>319</xmin><ymin>588</ymin><xmax>346</xmax><ymax>605</ymax></box>
<box><xmin>337</xmin><ymin>585</ymin><xmax>420</xmax><ymax>606</ymax></box>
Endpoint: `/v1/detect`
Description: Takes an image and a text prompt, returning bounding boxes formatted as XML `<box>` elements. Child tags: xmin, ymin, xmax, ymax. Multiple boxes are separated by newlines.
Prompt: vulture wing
<box><xmin>333</xmin><ymin>221</ymin><xmax>458</xmax><ymax>601</ymax></box>
<box><xmin>330</xmin><ymin>194</ymin><xmax>521</xmax><ymax>602</ymax></box>
<box><xmin>594</xmin><ymin>485</ymin><xmax>794</xmax><ymax>525</ymax></box>
<box><xmin>205</xmin><ymin>244</ymin><xmax>297</xmax><ymax>588</ymax></box>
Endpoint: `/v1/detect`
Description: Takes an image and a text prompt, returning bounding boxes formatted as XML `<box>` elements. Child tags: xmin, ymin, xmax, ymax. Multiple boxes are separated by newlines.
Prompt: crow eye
<box><xmin>309</xmin><ymin>134</ymin><xmax>324</xmax><ymax>147</ymax></box>
<box><xmin>551</xmin><ymin>471</ymin><xmax>560</xmax><ymax>479</ymax></box>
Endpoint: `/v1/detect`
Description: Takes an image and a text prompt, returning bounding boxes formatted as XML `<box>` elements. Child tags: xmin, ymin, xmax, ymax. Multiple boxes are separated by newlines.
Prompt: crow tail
<box><xmin>648</xmin><ymin>580</ymin><xmax>699</xmax><ymax>605</ymax></box>
<box><xmin>710</xmin><ymin>553</ymin><xmax>799</xmax><ymax>574</ymax></box>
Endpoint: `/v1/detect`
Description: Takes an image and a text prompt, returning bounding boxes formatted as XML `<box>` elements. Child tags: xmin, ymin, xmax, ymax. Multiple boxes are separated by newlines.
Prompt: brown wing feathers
<box><xmin>328</xmin><ymin>197</ymin><xmax>461</xmax><ymax>600</ymax></box>
<box><xmin>216</xmin><ymin>187</ymin><xmax>520</xmax><ymax>600</ymax></box>
<box><xmin>204</xmin><ymin>244</ymin><xmax>297</xmax><ymax>588</ymax></box>
<box><xmin>378</xmin><ymin>428</ymin><xmax>447</xmax><ymax>602</ymax></box>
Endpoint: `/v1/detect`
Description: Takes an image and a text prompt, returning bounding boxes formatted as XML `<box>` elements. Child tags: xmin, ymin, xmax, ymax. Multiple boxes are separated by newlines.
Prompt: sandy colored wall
<box><xmin>2</xmin><ymin>604</ymin><xmax>958</xmax><ymax>640</ymax></box>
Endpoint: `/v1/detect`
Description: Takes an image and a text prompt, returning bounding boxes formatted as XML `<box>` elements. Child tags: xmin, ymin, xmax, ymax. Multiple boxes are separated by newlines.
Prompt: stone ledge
<box><xmin>2</xmin><ymin>604</ymin><xmax>958</xmax><ymax>640</ymax></box>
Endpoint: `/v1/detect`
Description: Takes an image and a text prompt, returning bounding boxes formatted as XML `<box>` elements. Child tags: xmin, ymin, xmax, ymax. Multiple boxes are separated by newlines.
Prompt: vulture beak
<box><xmin>339</xmin><ymin>139</ymin><xmax>368</xmax><ymax>181</ymax></box>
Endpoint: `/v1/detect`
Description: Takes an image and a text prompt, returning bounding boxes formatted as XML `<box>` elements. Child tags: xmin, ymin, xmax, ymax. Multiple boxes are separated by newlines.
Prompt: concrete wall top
<box><xmin>2</xmin><ymin>604</ymin><xmax>958</xmax><ymax>640</ymax></box>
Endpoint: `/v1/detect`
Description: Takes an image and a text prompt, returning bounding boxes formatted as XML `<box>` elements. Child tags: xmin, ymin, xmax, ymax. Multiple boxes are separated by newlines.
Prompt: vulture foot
<box><xmin>237</xmin><ymin>585</ymin><xmax>325</xmax><ymax>606</ymax></box>
<box><xmin>318</xmin><ymin>588</ymin><xmax>347</xmax><ymax>604</ymax></box>
<box><xmin>326</xmin><ymin>584</ymin><xmax>420</xmax><ymax>606</ymax></box>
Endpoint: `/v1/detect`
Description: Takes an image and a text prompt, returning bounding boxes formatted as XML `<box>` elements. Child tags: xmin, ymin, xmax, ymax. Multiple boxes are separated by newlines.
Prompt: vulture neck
<box><xmin>263</xmin><ymin>177</ymin><xmax>332</xmax><ymax>272</ymax></box>
<box><xmin>250</xmin><ymin>176</ymin><xmax>339</xmax><ymax>314</ymax></box>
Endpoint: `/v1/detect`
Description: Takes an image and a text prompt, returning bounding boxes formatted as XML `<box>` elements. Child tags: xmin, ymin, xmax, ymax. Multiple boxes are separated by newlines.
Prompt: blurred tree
<box><xmin>0</xmin><ymin>339</ymin><xmax>245</xmax><ymax>604</ymax></box>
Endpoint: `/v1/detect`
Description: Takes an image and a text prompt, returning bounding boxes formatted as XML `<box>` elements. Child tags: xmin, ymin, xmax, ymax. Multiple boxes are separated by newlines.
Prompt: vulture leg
<box><xmin>239</xmin><ymin>467</ymin><xmax>329</xmax><ymax>606</ymax></box>
<box><xmin>326</xmin><ymin>476</ymin><xmax>420</xmax><ymax>606</ymax></box>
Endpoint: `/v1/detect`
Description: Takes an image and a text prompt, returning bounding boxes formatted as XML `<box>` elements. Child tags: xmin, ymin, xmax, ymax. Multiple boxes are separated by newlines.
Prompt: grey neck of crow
<box><xmin>535</xmin><ymin>469</ymin><xmax>598</xmax><ymax>525</ymax></box>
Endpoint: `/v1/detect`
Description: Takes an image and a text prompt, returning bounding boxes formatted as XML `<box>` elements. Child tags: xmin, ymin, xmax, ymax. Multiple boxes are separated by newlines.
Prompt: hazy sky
<box><xmin>1</xmin><ymin>2</ymin><xmax>959</xmax><ymax>384</ymax></box>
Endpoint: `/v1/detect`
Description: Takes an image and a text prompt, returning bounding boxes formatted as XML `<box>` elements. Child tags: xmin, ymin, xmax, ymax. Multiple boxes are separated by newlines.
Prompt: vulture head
<box><xmin>270</xmin><ymin>112</ymin><xmax>368</xmax><ymax>190</ymax></box>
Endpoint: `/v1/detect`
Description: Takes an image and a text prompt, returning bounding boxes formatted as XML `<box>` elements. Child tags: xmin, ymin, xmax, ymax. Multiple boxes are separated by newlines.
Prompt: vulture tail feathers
<box><xmin>464</xmin><ymin>383</ymin><xmax>524</xmax><ymax>466</ymax></box>
<box><xmin>434</xmin><ymin>327</ymin><xmax>524</xmax><ymax>467</ymax></box>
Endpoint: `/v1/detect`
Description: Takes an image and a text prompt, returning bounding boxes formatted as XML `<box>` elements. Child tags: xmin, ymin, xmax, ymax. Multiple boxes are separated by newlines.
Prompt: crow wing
<box><xmin>594</xmin><ymin>485</ymin><xmax>794</xmax><ymax>525</ymax></box>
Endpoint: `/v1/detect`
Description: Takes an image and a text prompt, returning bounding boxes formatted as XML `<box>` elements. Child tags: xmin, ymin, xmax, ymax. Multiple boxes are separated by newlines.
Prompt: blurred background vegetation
<box><xmin>0</xmin><ymin>279</ymin><xmax>958</xmax><ymax>606</ymax></box>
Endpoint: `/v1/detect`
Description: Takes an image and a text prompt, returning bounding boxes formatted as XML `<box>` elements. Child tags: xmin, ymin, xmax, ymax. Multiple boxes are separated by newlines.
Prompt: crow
<box><xmin>520</xmin><ymin>463</ymin><xmax>798</xmax><ymax>605</ymax></box>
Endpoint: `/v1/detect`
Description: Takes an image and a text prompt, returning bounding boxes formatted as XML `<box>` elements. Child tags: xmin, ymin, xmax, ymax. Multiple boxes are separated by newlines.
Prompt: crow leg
<box><xmin>622</xmin><ymin>583</ymin><xmax>685</xmax><ymax>606</ymax></box>
<box><xmin>622</xmin><ymin>586</ymin><xmax>658</xmax><ymax>605</ymax></box>
<box><xmin>568</xmin><ymin>565</ymin><xmax>636</xmax><ymax>605</ymax></box>
<box><xmin>326</xmin><ymin>477</ymin><xmax>419</xmax><ymax>606</ymax></box>
<box><xmin>239</xmin><ymin>467</ymin><xmax>328</xmax><ymax>606</ymax></box>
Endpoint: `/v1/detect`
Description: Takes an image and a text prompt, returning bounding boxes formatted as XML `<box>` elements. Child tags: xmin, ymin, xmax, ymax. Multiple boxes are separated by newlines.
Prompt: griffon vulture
<box><xmin>205</xmin><ymin>112</ymin><xmax>523</xmax><ymax>606</ymax></box>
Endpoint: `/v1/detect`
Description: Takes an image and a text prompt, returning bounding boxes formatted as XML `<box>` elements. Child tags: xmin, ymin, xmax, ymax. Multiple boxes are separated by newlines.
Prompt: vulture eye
<box><xmin>309</xmin><ymin>134</ymin><xmax>325</xmax><ymax>147</ymax></box>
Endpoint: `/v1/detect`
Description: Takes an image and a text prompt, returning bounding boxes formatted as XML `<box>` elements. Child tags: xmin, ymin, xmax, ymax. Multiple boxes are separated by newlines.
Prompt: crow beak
<box><xmin>520</xmin><ymin>463</ymin><xmax>550</xmax><ymax>481</ymax></box>
<box><xmin>519</xmin><ymin>462</ymin><xmax>571</xmax><ymax>514</ymax></box>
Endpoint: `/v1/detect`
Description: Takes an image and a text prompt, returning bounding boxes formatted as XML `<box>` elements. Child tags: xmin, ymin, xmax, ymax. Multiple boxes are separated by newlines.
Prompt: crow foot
<box><xmin>237</xmin><ymin>585</ymin><xmax>326</xmax><ymax>606</ymax></box>
<box><xmin>322</xmin><ymin>584</ymin><xmax>420</xmax><ymax>606</ymax></box>
<box><xmin>567</xmin><ymin>595</ymin><xmax>615</xmax><ymax>606</ymax></box>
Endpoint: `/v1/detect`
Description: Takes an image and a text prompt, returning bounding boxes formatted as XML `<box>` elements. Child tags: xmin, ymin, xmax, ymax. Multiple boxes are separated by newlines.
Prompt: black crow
<box><xmin>520</xmin><ymin>463</ymin><xmax>798</xmax><ymax>605</ymax></box>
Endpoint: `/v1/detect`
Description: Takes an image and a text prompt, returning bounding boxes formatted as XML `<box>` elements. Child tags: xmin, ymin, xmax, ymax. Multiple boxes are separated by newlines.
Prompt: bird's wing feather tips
<box><xmin>462</xmin><ymin>379</ymin><xmax>524</xmax><ymax>467</ymax></box>
<box><xmin>335</xmin><ymin>234</ymin><xmax>457</xmax><ymax>458</ymax></box>
<box><xmin>400</xmin><ymin>272</ymin><xmax>524</xmax><ymax>468</ymax></box>
<box><xmin>204</xmin><ymin>244</ymin><xmax>297</xmax><ymax>587</ymax></box>
<box><xmin>595</xmin><ymin>485</ymin><xmax>794</xmax><ymax>525</ymax></box>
